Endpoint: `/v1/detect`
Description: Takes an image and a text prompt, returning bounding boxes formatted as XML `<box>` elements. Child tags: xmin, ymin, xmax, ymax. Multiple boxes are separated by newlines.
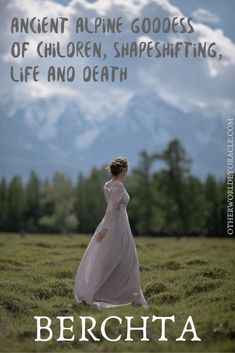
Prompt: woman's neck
<box><xmin>112</xmin><ymin>176</ymin><xmax>123</xmax><ymax>182</ymax></box>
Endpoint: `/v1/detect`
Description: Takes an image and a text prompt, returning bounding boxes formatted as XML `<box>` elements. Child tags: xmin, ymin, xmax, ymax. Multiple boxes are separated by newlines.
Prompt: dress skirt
<box><xmin>74</xmin><ymin>208</ymin><xmax>147</xmax><ymax>308</ymax></box>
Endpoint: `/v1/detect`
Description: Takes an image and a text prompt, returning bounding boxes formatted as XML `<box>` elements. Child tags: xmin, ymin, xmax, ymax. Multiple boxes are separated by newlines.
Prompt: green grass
<box><xmin>0</xmin><ymin>233</ymin><xmax>234</xmax><ymax>352</ymax></box>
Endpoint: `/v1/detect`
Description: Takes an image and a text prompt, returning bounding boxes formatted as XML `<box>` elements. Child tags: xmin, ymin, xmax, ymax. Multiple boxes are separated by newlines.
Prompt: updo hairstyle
<box><xmin>105</xmin><ymin>157</ymin><xmax>128</xmax><ymax>177</ymax></box>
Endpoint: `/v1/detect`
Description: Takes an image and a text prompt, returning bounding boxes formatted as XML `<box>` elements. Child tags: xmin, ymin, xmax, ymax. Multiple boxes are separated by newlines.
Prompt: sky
<box><xmin>0</xmin><ymin>0</ymin><xmax>234</xmax><ymax>182</ymax></box>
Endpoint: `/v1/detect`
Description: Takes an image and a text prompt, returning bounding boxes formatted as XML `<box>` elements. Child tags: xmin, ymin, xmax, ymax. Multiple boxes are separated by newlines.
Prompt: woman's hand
<box><xmin>95</xmin><ymin>228</ymin><xmax>108</xmax><ymax>243</ymax></box>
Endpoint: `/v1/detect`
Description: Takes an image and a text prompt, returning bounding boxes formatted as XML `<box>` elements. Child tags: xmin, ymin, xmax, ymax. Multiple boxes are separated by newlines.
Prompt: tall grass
<box><xmin>0</xmin><ymin>233</ymin><xmax>234</xmax><ymax>352</ymax></box>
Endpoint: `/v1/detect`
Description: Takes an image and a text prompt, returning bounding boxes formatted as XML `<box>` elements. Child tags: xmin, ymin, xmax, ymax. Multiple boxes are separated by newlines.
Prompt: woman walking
<box><xmin>74</xmin><ymin>157</ymin><xmax>148</xmax><ymax>309</ymax></box>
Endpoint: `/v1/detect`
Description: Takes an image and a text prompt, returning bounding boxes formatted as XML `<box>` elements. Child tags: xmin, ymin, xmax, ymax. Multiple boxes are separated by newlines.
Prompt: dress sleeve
<box><xmin>102</xmin><ymin>186</ymin><xmax>123</xmax><ymax>230</ymax></box>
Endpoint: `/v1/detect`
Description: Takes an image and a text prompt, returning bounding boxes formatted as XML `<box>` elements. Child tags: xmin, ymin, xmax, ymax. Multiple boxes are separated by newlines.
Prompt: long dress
<box><xmin>74</xmin><ymin>180</ymin><xmax>148</xmax><ymax>309</ymax></box>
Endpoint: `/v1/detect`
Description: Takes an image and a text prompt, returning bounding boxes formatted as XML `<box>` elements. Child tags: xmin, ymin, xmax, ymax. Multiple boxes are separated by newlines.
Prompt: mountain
<box><xmin>0</xmin><ymin>93</ymin><xmax>226</xmax><ymax>183</ymax></box>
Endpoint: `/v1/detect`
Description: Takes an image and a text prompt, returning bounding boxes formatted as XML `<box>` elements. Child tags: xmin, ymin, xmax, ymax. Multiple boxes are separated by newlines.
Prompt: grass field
<box><xmin>0</xmin><ymin>233</ymin><xmax>234</xmax><ymax>353</ymax></box>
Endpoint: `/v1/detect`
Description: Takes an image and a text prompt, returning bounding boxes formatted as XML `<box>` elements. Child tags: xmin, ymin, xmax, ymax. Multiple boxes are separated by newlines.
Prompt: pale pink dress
<box><xmin>74</xmin><ymin>180</ymin><xmax>148</xmax><ymax>309</ymax></box>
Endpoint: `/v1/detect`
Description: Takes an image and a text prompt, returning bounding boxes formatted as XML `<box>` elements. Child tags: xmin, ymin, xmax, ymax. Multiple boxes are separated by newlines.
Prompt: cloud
<box><xmin>192</xmin><ymin>7</ymin><xmax>220</xmax><ymax>24</ymax></box>
<box><xmin>0</xmin><ymin>0</ymin><xmax>235</xmax><ymax>148</ymax></box>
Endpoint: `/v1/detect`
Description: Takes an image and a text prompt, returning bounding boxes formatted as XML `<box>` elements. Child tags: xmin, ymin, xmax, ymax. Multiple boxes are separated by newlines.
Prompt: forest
<box><xmin>0</xmin><ymin>139</ymin><xmax>228</xmax><ymax>236</ymax></box>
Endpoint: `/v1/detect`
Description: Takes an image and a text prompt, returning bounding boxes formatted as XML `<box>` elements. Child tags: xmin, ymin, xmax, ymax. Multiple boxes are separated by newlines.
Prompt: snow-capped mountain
<box><xmin>0</xmin><ymin>93</ymin><xmax>226</xmax><ymax>183</ymax></box>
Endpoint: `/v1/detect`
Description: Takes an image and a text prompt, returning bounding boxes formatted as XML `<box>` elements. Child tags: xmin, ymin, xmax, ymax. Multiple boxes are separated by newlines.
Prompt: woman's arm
<box><xmin>102</xmin><ymin>185</ymin><xmax>123</xmax><ymax>229</ymax></box>
<box><xmin>95</xmin><ymin>185</ymin><xmax>123</xmax><ymax>242</ymax></box>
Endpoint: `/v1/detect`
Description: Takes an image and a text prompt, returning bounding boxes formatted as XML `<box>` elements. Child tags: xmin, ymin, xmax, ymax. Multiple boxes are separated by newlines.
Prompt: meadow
<box><xmin>0</xmin><ymin>233</ymin><xmax>234</xmax><ymax>352</ymax></box>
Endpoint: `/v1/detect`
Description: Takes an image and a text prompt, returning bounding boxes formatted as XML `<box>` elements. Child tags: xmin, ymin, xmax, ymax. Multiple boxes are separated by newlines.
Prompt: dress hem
<box><xmin>75</xmin><ymin>295</ymin><xmax>148</xmax><ymax>309</ymax></box>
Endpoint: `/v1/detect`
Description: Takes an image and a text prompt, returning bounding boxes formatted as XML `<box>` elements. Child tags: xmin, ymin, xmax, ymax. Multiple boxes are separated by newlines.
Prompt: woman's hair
<box><xmin>105</xmin><ymin>157</ymin><xmax>128</xmax><ymax>177</ymax></box>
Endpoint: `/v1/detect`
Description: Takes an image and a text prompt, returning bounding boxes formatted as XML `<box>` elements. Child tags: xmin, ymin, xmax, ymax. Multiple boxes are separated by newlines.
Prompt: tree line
<box><xmin>0</xmin><ymin>139</ymin><xmax>228</xmax><ymax>236</ymax></box>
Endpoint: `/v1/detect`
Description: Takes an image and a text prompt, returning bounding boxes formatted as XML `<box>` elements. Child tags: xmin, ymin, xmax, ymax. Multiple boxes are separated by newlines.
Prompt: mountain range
<box><xmin>0</xmin><ymin>93</ymin><xmax>226</xmax><ymax>183</ymax></box>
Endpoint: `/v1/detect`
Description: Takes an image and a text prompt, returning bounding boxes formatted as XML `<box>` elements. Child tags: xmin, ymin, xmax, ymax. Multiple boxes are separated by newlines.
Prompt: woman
<box><xmin>74</xmin><ymin>157</ymin><xmax>148</xmax><ymax>309</ymax></box>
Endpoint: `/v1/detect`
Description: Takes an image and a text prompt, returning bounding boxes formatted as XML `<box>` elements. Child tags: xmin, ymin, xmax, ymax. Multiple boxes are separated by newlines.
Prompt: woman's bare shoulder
<box><xmin>105</xmin><ymin>179</ymin><xmax>124</xmax><ymax>188</ymax></box>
